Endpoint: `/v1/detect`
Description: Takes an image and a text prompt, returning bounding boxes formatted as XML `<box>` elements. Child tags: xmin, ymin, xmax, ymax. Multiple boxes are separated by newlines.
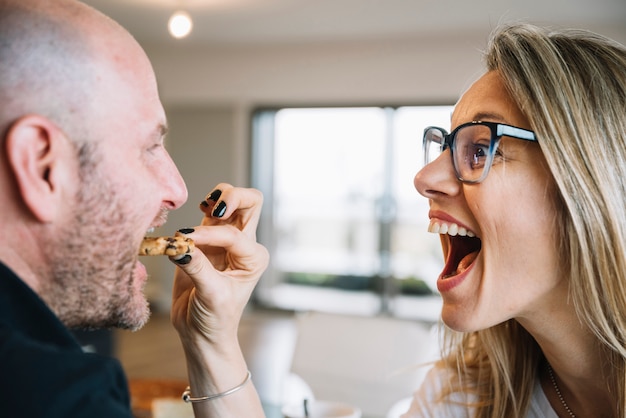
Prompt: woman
<box><xmin>406</xmin><ymin>24</ymin><xmax>626</xmax><ymax>417</ymax></box>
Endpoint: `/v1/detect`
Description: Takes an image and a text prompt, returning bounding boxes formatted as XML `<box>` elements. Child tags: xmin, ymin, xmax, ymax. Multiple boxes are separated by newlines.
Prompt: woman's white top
<box><xmin>400</xmin><ymin>366</ymin><xmax>559</xmax><ymax>418</ymax></box>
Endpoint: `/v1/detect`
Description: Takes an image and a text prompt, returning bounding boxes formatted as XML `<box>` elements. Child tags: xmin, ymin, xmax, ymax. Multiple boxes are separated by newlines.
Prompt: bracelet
<box><xmin>182</xmin><ymin>371</ymin><xmax>252</xmax><ymax>403</ymax></box>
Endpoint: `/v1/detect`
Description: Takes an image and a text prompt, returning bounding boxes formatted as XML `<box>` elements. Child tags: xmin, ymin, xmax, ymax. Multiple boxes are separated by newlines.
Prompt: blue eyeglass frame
<box><xmin>423</xmin><ymin>120</ymin><xmax>538</xmax><ymax>184</ymax></box>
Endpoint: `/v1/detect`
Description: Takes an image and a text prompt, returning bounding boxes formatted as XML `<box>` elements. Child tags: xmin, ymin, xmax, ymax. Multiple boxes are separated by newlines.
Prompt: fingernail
<box><xmin>178</xmin><ymin>228</ymin><xmax>195</xmax><ymax>234</ymax></box>
<box><xmin>212</xmin><ymin>201</ymin><xmax>227</xmax><ymax>218</ymax></box>
<box><xmin>200</xmin><ymin>200</ymin><xmax>209</xmax><ymax>208</ymax></box>
<box><xmin>208</xmin><ymin>189</ymin><xmax>222</xmax><ymax>202</ymax></box>
<box><xmin>172</xmin><ymin>254</ymin><xmax>192</xmax><ymax>265</ymax></box>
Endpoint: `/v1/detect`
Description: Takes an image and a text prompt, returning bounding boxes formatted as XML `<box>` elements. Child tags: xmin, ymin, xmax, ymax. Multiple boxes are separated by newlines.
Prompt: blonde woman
<box><xmin>406</xmin><ymin>24</ymin><xmax>626</xmax><ymax>417</ymax></box>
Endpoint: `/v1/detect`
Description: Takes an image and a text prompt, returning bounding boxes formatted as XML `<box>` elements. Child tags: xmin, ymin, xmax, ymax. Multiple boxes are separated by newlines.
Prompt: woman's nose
<box><xmin>414</xmin><ymin>150</ymin><xmax>461</xmax><ymax>199</ymax></box>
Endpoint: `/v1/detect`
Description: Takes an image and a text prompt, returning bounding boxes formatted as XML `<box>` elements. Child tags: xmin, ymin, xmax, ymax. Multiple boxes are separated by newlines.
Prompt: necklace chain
<box><xmin>547</xmin><ymin>363</ymin><xmax>576</xmax><ymax>418</ymax></box>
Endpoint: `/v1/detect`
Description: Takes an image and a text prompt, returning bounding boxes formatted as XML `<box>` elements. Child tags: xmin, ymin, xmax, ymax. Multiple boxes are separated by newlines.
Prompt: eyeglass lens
<box><xmin>423</xmin><ymin>128</ymin><xmax>445</xmax><ymax>168</ymax></box>
<box><xmin>424</xmin><ymin>124</ymin><xmax>494</xmax><ymax>182</ymax></box>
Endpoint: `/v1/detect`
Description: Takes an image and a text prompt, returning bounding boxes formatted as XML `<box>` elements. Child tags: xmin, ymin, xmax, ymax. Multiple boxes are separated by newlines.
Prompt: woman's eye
<box><xmin>469</xmin><ymin>144</ymin><xmax>489</xmax><ymax>169</ymax></box>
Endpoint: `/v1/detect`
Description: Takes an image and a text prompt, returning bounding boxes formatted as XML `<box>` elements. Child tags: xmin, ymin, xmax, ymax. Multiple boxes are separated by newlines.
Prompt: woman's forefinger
<box><xmin>198</xmin><ymin>184</ymin><xmax>264</xmax><ymax>237</ymax></box>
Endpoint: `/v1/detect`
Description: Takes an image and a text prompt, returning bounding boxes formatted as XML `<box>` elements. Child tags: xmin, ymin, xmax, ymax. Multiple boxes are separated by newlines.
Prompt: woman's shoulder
<box><xmin>400</xmin><ymin>365</ymin><xmax>475</xmax><ymax>418</ymax></box>
<box><xmin>527</xmin><ymin>377</ymin><xmax>558</xmax><ymax>418</ymax></box>
<box><xmin>400</xmin><ymin>365</ymin><xmax>559</xmax><ymax>418</ymax></box>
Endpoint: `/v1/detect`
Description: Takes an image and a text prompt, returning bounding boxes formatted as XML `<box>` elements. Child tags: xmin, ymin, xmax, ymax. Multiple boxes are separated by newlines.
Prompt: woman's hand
<box><xmin>168</xmin><ymin>183</ymin><xmax>268</xmax><ymax>417</ymax></box>
<box><xmin>170</xmin><ymin>183</ymin><xmax>269</xmax><ymax>348</ymax></box>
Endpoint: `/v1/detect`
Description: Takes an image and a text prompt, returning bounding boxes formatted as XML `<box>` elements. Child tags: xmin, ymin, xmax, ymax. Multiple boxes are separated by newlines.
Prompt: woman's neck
<box><xmin>517</xmin><ymin>294</ymin><xmax>616</xmax><ymax>417</ymax></box>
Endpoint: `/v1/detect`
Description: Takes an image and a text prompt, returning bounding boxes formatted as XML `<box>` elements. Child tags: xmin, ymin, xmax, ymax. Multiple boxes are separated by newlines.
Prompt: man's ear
<box><xmin>5</xmin><ymin>115</ymin><xmax>73</xmax><ymax>223</ymax></box>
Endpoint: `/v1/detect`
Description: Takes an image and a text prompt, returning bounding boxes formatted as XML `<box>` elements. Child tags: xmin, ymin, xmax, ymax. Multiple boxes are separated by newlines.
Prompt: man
<box><xmin>0</xmin><ymin>0</ymin><xmax>268</xmax><ymax>416</ymax></box>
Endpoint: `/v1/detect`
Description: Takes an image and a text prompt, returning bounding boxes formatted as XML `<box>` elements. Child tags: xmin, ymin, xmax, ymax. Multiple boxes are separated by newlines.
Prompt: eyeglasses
<box><xmin>423</xmin><ymin>121</ymin><xmax>537</xmax><ymax>184</ymax></box>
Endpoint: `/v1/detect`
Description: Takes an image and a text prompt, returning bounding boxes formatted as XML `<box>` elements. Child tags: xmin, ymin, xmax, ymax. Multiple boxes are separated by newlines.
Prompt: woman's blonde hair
<box><xmin>440</xmin><ymin>23</ymin><xmax>626</xmax><ymax>417</ymax></box>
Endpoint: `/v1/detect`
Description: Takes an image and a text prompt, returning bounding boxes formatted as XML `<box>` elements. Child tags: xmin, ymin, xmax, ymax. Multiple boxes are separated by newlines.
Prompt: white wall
<box><xmin>146</xmin><ymin>23</ymin><xmax>626</xmax><ymax>106</ymax></box>
<box><xmin>146</xmin><ymin>35</ymin><xmax>484</xmax><ymax>106</ymax></box>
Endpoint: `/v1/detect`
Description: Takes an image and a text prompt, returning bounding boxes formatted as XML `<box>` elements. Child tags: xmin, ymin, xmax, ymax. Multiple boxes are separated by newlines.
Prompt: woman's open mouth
<box><xmin>428</xmin><ymin>220</ymin><xmax>481</xmax><ymax>280</ymax></box>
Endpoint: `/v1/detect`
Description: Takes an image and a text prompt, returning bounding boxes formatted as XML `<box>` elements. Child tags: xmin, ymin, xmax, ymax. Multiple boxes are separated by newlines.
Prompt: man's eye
<box><xmin>148</xmin><ymin>143</ymin><xmax>163</xmax><ymax>152</ymax></box>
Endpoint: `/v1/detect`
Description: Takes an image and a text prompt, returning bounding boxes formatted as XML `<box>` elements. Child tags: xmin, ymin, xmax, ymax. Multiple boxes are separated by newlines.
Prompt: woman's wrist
<box><xmin>181</xmin><ymin>335</ymin><xmax>248</xmax><ymax>391</ymax></box>
<box><xmin>179</xmin><ymin>344</ymin><xmax>264</xmax><ymax>418</ymax></box>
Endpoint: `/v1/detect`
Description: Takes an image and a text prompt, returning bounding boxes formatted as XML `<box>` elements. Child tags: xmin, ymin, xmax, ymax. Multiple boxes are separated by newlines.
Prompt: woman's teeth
<box><xmin>428</xmin><ymin>220</ymin><xmax>475</xmax><ymax>237</ymax></box>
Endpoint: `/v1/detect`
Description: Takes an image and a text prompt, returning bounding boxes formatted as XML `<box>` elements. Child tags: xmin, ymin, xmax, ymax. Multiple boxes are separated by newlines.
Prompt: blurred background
<box><xmin>76</xmin><ymin>1</ymin><xmax>626</xmax><ymax>416</ymax></box>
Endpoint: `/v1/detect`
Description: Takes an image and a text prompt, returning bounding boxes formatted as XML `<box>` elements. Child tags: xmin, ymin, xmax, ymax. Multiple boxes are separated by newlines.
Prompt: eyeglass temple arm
<box><xmin>497</xmin><ymin>125</ymin><xmax>536</xmax><ymax>141</ymax></box>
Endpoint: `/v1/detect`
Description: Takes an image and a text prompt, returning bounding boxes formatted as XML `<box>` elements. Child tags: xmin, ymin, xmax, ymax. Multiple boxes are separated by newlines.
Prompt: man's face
<box><xmin>41</xmin><ymin>34</ymin><xmax>188</xmax><ymax>330</ymax></box>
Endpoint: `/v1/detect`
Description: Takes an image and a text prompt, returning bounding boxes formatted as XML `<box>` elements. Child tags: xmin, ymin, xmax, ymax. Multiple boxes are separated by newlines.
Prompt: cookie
<box><xmin>138</xmin><ymin>236</ymin><xmax>195</xmax><ymax>256</ymax></box>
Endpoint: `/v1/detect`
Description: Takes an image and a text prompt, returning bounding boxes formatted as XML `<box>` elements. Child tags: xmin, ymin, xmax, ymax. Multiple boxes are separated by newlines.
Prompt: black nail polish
<box><xmin>173</xmin><ymin>254</ymin><xmax>192</xmax><ymax>265</ymax></box>
<box><xmin>200</xmin><ymin>200</ymin><xmax>209</xmax><ymax>208</ymax></box>
<box><xmin>212</xmin><ymin>201</ymin><xmax>227</xmax><ymax>218</ymax></box>
<box><xmin>208</xmin><ymin>189</ymin><xmax>222</xmax><ymax>202</ymax></box>
<box><xmin>178</xmin><ymin>228</ymin><xmax>195</xmax><ymax>234</ymax></box>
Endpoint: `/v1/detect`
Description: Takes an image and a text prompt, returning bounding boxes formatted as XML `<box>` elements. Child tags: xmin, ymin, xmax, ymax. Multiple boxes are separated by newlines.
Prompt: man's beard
<box><xmin>39</xmin><ymin>144</ymin><xmax>151</xmax><ymax>331</ymax></box>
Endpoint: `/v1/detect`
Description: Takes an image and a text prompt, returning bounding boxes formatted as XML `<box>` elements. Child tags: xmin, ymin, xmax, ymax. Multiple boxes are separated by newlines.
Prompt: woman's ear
<box><xmin>5</xmin><ymin>115</ymin><xmax>75</xmax><ymax>223</ymax></box>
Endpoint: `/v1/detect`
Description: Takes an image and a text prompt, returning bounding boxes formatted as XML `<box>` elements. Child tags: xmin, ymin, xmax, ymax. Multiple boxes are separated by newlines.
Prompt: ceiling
<box><xmin>81</xmin><ymin>0</ymin><xmax>626</xmax><ymax>46</ymax></box>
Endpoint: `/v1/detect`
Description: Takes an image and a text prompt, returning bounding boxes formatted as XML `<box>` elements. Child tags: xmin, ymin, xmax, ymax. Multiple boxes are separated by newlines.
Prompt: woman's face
<box><xmin>414</xmin><ymin>70</ymin><xmax>564</xmax><ymax>332</ymax></box>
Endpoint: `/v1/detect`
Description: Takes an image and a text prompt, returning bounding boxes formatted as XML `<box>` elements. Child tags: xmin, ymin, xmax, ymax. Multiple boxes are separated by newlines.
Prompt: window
<box><xmin>251</xmin><ymin>106</ymin><xmax>452</xmax><ymax>321</ymax></box>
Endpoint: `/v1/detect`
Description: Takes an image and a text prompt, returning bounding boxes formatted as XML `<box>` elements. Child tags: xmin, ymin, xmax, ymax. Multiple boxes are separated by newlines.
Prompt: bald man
<box><xmin>0</xmin><ymin>1</ymin><xmax>268</xmax><ymax>417</ymax></box>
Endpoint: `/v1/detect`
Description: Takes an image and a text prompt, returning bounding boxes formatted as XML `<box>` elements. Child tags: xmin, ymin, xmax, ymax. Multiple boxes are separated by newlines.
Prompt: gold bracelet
<box><xmin>182</xmin><ymin>371</ymin><xmax>252</xmax><ymax>403</ymax></box>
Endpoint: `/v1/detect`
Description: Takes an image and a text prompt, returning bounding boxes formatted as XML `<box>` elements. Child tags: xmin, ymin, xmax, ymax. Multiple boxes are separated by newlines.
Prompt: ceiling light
<box><xmin>168</xmin><ymin>10</ymin><xmax>193</xmax><ymax>39</ymax></box>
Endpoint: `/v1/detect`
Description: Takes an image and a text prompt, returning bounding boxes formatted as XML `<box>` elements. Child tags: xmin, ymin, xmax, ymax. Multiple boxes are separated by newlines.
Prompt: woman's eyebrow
<box><xmin>471</xmin><ymin>112</ymin><xmax>507</xmax><ymax>122</ymax></box>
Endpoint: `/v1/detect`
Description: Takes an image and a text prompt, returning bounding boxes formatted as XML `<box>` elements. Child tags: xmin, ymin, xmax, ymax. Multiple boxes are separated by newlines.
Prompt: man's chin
<box><xmin>112</xmin><ymin>297</ymin><xmax>152</xmax><ymax>331</ymax></box>
<box><xmin>67</xmin><ymin>296</ymin><xmax>151</xmax><ymax>331</ymax></box>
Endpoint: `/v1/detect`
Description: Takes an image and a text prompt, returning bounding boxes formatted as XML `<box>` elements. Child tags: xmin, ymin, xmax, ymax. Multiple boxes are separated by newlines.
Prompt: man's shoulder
<box><xmin>0</xmin><ymin>261</ymin><xmax>80</xmax><ymax>349</ymax></box>
<box><xmin>0</xmin><ymin>324</ymin><xmax>132</xmax><ymax>418</ymax></box>
<box><xmin>0</xmin><ymin>263</ymin><xmax>133</xmax><ymax>418</ymax></box>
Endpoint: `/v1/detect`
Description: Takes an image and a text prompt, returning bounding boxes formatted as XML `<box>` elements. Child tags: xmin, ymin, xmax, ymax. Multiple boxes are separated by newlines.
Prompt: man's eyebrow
<box><xmin>151</xmin><ymin>123</ymin><xmax>169</xmax><ymax>142</ymax></box>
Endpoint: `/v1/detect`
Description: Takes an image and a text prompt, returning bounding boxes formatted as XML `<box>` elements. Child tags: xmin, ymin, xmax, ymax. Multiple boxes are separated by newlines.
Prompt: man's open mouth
<box><xmin>428</xmin><ymin>220</ymin><xmax>481</xmax><ymax>279</ymax></box>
